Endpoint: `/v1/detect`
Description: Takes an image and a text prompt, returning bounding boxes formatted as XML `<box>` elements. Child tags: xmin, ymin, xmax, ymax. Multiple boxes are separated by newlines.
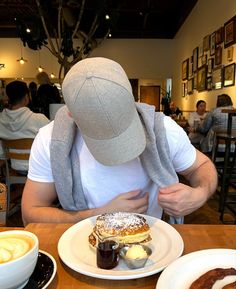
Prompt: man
<box><xmin>0</xmin><ymin>80</ymin><xmax>49</xmax><ymax>172</ymax></box>
<box><xmin>22</xmin><ymin>57</ymin><xmax>217</xmax><ymax>225</ymax></box>
<box><xmin>164</xmin><ymin>101</ymin><xmax>182</xmax><ymax>119</ymax></box>
<box><xmin>188</xmin><ymin>100</ymin><xmax>207</xmax><ymax>148</ymax></box>
<box><xmin>36</xmin><ymin>71</ymin><xmax>61</xmax><ymax>118</ymax></box>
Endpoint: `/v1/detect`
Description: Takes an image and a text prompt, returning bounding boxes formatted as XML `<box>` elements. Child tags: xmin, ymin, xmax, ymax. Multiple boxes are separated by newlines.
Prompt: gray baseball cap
<box><xmin>62</xmin><ymin>57</ymin><xmax>146</xmax><ymax>166</ymax></box>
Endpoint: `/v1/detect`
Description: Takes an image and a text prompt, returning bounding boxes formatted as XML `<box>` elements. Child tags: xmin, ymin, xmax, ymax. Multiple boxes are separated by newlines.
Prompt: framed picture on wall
<box><xmin>207</xmin><ymin>58</ymin><xmax>214</xmax><ymax>75</ymax></box>
<box><xmin>187</xmin><ymin>78</ymin><xmax>193</xmax><ymax>94</ymax></box>
<box><xmin>182</xmin><ymin>82</ymin><xmax>186</xmax><ymax>97</ymax></box>
<box><xmin>215</xmin><ymin>45</ymin><xmax>222</xmax><ymax>66</ymax></box>
<box><xmin>193</xmin><ymin>73</ymin><xmax>197</xmax><ymax>89</ymax></box>
<box><xmin>215</xmin><ymin>27</ymin><xmax>224</xmax><ymax>45</ymax></box>
<box><xmin>188</xmin><ymin>56</ymin><xmax>193</xmax><ymax>79</ymax></box>
<box><xmin>224</xmin><ymin>15</ymin><xmax>236</xmax><ymax>48</ymax></box>
<box><xmin>210</xmin><ymin>32</ymin><xmax>216</xmax><ymax>56</ymax></box>
<box><xmin>193</xmin><ymin>47</ymin><xmax>199</xmax><ymax>72</ymax></box>
<box><xmin>203</xmin><ymin>35</ymin><xmax>210</xmax><ymax>52</ymax></box>
<box><xmin>182</xmin><ymin>58</ymin><xmax>189</xmax><ymax>80</ymax></box>
<box><xmin>227</xmin><ymin>46</ymin><xmax>234</xmax><ymax>61</ymax></box>
<box><xmin>223</xmin><ymin>63</ymin><xmax>235</xmax><ymax>87</ymax></box>
<box><xmin>197</xmin><ymin>65</ymin><xmax>207</xmax><ymax>91</ymax></box>
<box><xmin>207</xmin><ymin>77</ymin><xmax>212</xmax><ymax>90</ymax></box>
<box><xmin>212</xmin><ymin>66</ymin><xmax>223</xmax><ymax>89</ymax></box>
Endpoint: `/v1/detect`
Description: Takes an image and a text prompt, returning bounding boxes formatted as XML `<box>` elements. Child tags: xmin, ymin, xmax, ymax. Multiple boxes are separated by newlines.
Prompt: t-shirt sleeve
<box><xmin>27</xmin><ymin>122</ymin><xmax>54</xmax><ymax>182</ymax></box>
<box><xmin>188</xmin><ymin>112</ymin><xmax>195</xmax><ymax>127</ymax></box>
<box><xmin>164</xmin><ymin>116</ymin><xmax>196</xmax><ymax>172</ymax></box>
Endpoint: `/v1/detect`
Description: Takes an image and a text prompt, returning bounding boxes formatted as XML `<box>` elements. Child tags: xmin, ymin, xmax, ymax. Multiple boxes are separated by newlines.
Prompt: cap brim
<box><xmin>83</xmin><ymin>110</ymin><xmax>146</xmax><ymax>166</ymax></box>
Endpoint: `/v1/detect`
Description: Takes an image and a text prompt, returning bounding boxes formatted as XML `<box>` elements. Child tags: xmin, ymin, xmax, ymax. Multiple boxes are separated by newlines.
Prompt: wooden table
<box><xmin>1</xmin><ymin>224</ymin><xmax>236</xmax><ymax>289</ymax></box>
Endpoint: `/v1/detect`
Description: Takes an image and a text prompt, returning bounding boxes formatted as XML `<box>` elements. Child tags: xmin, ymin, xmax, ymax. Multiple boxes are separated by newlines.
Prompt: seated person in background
<box><xmin>188</xmin><ymin>100</ymin><xmax>207</xmax><ymax>148</ymax></box>
<box><xmin>28</xmin><ymin>81</ymin><xmax>40</xmax><ymax>113</ymax></box>
<box><xmin>0</xmin><ymin>80</ymin><xmax>50</xmax><ymax>172</ymax></box>
<box><xmin>164</xmin><ymin>101</ymin><xmax>182</xmax><ymax>119</ymax></box>
<box><xmin>22</xmin><ymin>57</ymin><xmax>217</xmax><ymax>226</ymax></box>
<box><xmin>36</xmin><ymin>71</ymin><xmax>61</xmax><ymax>118</ymax></box>
<box><xmin>191</xmin><ymin>94</ymin><xmax>236</xmax><ymax>153</ymax></box>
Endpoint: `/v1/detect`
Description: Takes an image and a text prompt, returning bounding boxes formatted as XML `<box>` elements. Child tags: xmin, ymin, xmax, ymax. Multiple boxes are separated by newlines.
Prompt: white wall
<box><xmin>173</xmin><ymin>0</ymin><xmax>236</xmax><ymax>111</ymax></box>
<box><xmin>0</xmin><ymin>38</ymin><xmax>173</xmax><ymax>80</ymax></box>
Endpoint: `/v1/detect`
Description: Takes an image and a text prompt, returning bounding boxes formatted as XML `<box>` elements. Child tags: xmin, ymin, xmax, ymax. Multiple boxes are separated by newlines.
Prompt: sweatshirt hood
<box><xmin>0</xmin><ymin>107</ymin><xmax>33</xmax><ymax>132</ymax></box>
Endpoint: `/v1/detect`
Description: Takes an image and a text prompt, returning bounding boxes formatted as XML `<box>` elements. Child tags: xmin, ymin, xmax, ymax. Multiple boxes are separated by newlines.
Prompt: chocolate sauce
<box><xmin>97</xmin><ymin>240</ymin><xmax>119</xmax><ymax>269</ymax></box>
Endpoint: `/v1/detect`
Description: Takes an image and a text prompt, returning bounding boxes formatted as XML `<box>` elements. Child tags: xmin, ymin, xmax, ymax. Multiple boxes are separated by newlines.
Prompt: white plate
<box><xmin>58</xmin><ymin>215</ymin><xmax>184</xmax><ymax>280</ymax></box>
<box><xmin>156</xmin><ymin>249</ymin><xmax>236</xmax><ymax>289</ymax></box>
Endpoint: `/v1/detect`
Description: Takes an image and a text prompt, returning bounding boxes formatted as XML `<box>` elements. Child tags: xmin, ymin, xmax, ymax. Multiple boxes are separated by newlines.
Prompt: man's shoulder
<box><xmin>37</xmin><ymin>121</ymin><xmax>54</xmax><ymax>138</ymax></box>
<box><xmin>29</xmin><ymin>111</ymin><xmax>50</xmax><ymax>124</ymax></box>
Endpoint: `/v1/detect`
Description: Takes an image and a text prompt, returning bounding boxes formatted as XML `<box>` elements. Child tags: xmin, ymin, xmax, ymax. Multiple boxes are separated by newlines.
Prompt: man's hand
<box><xmin>99</xmin><ymin>190</ymin><xmax>149</xmax><ymax>214</ymax></box>
<box><xmin>158</xmin><ymin>183</ymin><xmax>207</xmax><ymax>217</ymax></box>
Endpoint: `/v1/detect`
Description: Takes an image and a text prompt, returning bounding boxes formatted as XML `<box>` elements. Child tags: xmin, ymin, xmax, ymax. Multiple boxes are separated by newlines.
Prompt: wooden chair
<box><xmin>0</xmin><ymin>183</ymin><xmax>7</xmax><ymax>226</ymax></box>
<box><xmin>1</xmin><ymin>138</ymin><xmax>34</xmax><ymax>217</ymax></box>
<box><xmin>211</xmin><ymin>125</ymin><xmax>236</xmax><ymax>223</ymax></box>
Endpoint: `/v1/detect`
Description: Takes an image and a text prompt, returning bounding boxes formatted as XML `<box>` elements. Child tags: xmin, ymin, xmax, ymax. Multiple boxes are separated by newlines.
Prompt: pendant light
<box><xmin>17</xmin><ymin>43</ymin><xmax>27</xmax><ymax>64</ymax></box>
<box><xmin>37</xmin><ymin>50</ymin><xmax>44</xmax><ymax>72</ymax></box>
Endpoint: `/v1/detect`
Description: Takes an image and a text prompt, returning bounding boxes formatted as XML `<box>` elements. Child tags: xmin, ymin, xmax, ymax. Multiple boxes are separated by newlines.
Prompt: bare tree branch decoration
<box><xmin>18</xmin><ymin>0</ymin><xmax>110</xmax><ymax>79</ymax></box>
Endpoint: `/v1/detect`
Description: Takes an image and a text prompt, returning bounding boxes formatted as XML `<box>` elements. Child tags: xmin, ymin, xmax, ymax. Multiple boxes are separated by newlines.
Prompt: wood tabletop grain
<box><xmin>1</xmin><ymin>223</ymin><xmax>236</xmax><ymax>289</ymax></box>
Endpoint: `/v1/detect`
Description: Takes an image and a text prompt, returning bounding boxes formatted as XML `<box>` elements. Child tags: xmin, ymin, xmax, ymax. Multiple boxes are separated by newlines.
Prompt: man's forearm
<box><xmin>23</xmin><ymin>206</ymin><xmax>102</xmax><ymax>226</ymax></box>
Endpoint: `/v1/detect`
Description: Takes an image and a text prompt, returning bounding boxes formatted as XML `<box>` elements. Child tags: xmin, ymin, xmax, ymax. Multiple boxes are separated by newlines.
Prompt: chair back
<box><xmin>0</xmin><ymin>183</ymin><xmax>7</xmax><ymax>226</ymax></box>
<box><xmin>1</xmin><ymin>138</ymin><xmax>34</xmax><ymax>217</ymax></box>
<box><xmin>2</xmin><ymin>138</ymin><xmax>34</xmax><ymax>160</ymax></box>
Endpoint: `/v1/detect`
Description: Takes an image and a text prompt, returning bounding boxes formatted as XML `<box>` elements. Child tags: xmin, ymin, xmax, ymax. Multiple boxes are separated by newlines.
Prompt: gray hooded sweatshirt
<box><xmin>0</xmin><ymin>107</ymin><xmax>49</xmax><ymax>170</ymax></box>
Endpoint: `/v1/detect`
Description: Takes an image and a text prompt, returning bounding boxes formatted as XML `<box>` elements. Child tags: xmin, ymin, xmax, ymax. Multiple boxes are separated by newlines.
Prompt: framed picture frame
<box><xmin>193</xmin><ymin>73</ymin><xmax>197</xmax><ymax>89</ymax></box>
<box><xmin>203</xmin><ymin>35</ymin><xmax>210</xmax><ymax>52</ymax></box>
<box><xmin>188</xmin><ymin>56</ymin><xmax>193</xmax><ymax>79</ymax></box>
<box><xmin>182</xmin><ymin>58</ymin><xmax>189</xmax><ymax>80</ymax></box>
<box><xmin>210</xmin><ymin>32</ymin><xmax>216</xmax><ymax>56</ymax></box>
<box><xmin>212</xmin><ymin>66</ymin><xmax>223</xmax><ymax>89</ymax></box>
<box><xmin>187</xmin><ymin>78</ymin><xmax>193</xmax><ymax>94</ymax></box>
<box><xmin>207</xmin><ymin>77</ymin><xmax>212</xmax><ymax>90</ymax></box>
<box><xmin>207</xmin><ymin>58</ymin><xmax>214</xmax><ymax>75</ymax></box>
<box><xmin>215</xmin><ymin>45</ymin><xmax>222</xmax><ymax>66</ymax></box>
<box><xmin>223</xmin><ymin>63</ymin><xmax>235</xmax><ymax>87</ymax></box>
<box><xmin>182</xmin><ymin>82</ymin><xmax>186</xmax><ymax>97</ymax></box>
<box><xmin>193</xmin><ymin>47</ymin><xmax>199</xmax><ymax>72</ymax></box>
<box><xmin>215</xmin><ymin>27</ymin><xmax>224</xmax><ymax>45</ymax></box>
<box><xmin>227</xmin><ymin>46</ymin><xmax>234</xmax><ymax>61</ymax></box>
<box><xmin>197</xmin><ymin>65</ymin><xmax>207</xmax><ymax>91</ymax></box>
<box><xmin>198</xmin><ymin>42</ymin><xmax>203</xmax><ymax>57</ymax></box>
<box><xmin>224</xmin><ymin>15</ymin><xmax>236</xmax><ymax>48</ymax></box>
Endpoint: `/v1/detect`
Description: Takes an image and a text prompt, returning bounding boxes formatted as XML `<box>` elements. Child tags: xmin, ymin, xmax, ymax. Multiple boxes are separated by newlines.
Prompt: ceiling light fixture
<box><xmin>17</xmin><ymin>56</ymin><xmax>27</xmax><ymax>64</ymax></box>
<box><xmin>38</xmin><ymin>66</ymin><xmax>43</xmax><ymax>72</ymax></box>
<box><xmin>37</xmin><ymin>51</ymin><xmax>44</xmax><ymax>72</ymax></box>
<box><xmin>17</xmin><ymin>44</ymin><xmax>27</xmax><ymax>64</ymax></box>
<box><xmin>105</xmin><ymin>14</ymin><xmax>110</xmax><ymax>20</ymax></box>
<box><xmin>50</xmin><ymin>72</ymin><xmax>55</xmax><ymax>79</ymax></box>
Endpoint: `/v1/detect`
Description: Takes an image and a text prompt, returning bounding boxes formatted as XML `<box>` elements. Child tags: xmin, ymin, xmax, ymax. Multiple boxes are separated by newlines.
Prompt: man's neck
<box><xmin>9</xmin><ymin>103</ymin><xmax>25</xmax><ymax>110</ymax></box>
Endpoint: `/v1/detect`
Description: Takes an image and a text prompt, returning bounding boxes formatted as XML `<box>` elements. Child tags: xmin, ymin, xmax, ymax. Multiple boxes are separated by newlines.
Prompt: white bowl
<box><xmin>0</xmin><ymin>230</ymin><xmax>39</xmax><ymax>289</ymax></box>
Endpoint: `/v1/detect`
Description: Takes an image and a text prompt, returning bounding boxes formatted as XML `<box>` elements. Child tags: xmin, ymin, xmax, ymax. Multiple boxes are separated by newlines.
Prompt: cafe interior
<box><xmin>0</xmin><ymin>1</ymin><xmax>236</xmax><ymax>289</ymax></box>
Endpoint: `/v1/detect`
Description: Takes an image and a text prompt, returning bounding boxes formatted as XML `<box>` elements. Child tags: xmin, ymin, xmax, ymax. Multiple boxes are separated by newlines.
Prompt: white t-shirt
<box><xmin>28</xmin><ymin>116</ymin><xmax>196</xmax><ymax>218</ymax></box>
<box><xmin>188</xmin><ymin>111</ymin><xmax>207</xmax><ymax>127</ymax></box>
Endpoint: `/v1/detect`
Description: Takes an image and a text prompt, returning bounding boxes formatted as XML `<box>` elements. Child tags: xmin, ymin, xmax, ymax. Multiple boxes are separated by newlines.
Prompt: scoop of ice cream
<box><xmin>126</xmin><ymin>244</ymin><xmax>147</xmax><ymax>259</ymax></box>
